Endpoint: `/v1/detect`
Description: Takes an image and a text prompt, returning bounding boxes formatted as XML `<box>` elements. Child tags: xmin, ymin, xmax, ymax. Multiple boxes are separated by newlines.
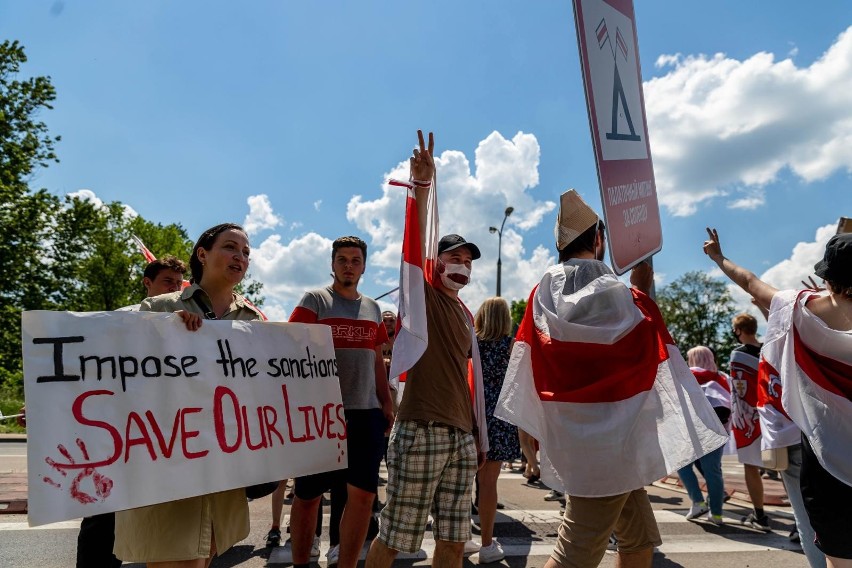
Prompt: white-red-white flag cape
<box><xmin>388</xmin><ymin>180</ymin><xmax>488</xmax><ymax>452</ymax></box>
<box><xmin>764</xmin><ymin>290</ymin><xmax>852</xmax><ymax>486</ymax></box>
<box><xmin>495</xmin><ymin>263</ymin><xmax>727</xmax><ymax>497</ymax></box>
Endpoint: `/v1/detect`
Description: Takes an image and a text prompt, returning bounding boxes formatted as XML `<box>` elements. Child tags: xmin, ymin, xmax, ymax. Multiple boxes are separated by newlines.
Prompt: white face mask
<box><xmin>438</xmin><ymin>260</ymin><xmax>471</xmax><ymax>291</ymax></box>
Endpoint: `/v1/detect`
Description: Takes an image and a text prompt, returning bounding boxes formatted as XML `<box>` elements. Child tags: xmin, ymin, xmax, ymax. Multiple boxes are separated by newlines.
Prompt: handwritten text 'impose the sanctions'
<box><xmin>22</xmin><ymin>311</ymin><xmax>345</xmax><ymax>527</ymax></box>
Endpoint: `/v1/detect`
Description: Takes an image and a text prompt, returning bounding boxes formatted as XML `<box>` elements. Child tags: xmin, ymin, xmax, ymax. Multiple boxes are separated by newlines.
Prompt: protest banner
<box><xmin>573</xmin><ymin>0</ymin><xmax>663</xmax><ymax>274</ymax></box>
<box><xmin>22</xmin><ymin>310</ymin><xmax>344</xmax><ymax>526</ymax></box>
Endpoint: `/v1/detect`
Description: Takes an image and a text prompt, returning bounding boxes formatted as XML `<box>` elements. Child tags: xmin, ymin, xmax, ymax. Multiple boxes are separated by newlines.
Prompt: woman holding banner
<box><xmin>114</xmin><ymin>223</ymin><xmax>264</xmax><ymax>568</ymax></box>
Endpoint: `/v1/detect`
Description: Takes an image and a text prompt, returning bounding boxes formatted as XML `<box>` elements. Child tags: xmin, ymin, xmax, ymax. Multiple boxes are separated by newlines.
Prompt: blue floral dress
<box><xmin>478</xmin><ymin>335</ymin><xmax>521</xmax><ymax>462</ymax></box>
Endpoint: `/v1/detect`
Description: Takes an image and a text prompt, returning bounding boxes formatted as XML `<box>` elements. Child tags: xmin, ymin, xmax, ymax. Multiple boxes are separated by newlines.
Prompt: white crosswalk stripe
<box><xmin>266</xmin><ymin>509</ymin><xmax>801</xmax><ymax>565</ymax></box>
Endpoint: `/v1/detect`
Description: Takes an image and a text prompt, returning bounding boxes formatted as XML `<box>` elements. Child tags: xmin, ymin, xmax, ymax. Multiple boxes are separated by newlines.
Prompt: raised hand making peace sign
<box><xmin>409</xmin><ymin>130</ymin><xmax>435</xmax><ymax>183</ymax></box>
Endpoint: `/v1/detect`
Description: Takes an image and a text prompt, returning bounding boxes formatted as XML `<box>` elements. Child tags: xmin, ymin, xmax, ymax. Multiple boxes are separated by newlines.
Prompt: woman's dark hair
<box><xmin>189</xmin><ymin>223</ymin><xmax>245</xmax><ymax>284</ymax></box>
<box><xmin>558</xmin><ymin>220</ymin><xmax>605</xmax><ymax>263</ymax></box>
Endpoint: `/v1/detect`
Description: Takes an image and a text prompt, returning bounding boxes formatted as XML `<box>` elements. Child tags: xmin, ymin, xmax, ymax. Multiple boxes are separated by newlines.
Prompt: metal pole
<box><xmin>496</xmin><ymin>230</ymin><xmax>503</xmax><ymax>297</ymax></box>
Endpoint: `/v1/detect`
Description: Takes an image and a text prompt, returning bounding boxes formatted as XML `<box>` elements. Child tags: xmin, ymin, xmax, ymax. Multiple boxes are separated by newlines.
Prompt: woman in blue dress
<box><xmin>474</xmin><ymin>297</ymin><xmax>521</xmax><ymax>563</ymax></box>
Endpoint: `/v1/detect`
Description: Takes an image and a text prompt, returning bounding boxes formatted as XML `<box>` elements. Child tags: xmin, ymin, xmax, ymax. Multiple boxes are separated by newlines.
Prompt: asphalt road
<box><xmin>0</xmin><ymin>441</ymin><xmax>808</xmax><ymax>568</ymax></box>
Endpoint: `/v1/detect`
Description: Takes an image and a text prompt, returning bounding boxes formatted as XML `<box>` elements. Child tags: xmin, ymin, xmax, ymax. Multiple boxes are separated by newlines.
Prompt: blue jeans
<box><xmin>781</xmin><ymin>443</ymin><xmax>826</xmax><ymax>568</ymax></box>
<box><xmin>677</xmin><ymin>444</ymin><xmax>725</xmax><ymax>516</ymax></box>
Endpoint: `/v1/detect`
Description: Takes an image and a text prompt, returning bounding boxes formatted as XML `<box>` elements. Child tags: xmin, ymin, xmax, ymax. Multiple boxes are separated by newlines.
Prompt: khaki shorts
<box><xmin>551</xmin><ymin>488</ymin><xmax>661</xmax><ymax>568</ymax></box>
<box><xmin>114</xmin><ymin>489</ymin><xmax>249</xmax><ymax>562</ymax></box>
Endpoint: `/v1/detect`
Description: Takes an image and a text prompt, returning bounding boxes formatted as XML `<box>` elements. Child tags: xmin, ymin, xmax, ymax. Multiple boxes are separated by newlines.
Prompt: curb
<box><xmin>0</xmin><ymin>434</ymin><xmax>26</xmax><ymax>443</ymax></box>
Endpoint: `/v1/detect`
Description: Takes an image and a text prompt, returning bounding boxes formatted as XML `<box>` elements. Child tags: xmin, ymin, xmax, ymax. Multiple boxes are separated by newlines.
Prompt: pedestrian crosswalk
<box><xmin>267</xmin><ymin>508</ymin><xmax>803</xmax><ymax>565</ymax></box>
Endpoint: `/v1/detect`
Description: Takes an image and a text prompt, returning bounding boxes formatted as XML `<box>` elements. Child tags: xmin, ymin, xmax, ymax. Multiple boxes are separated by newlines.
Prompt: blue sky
<box><xmin>2</xmin><ymin>1</ymin><xmax>851</xmax><ymax>319</ymax></box>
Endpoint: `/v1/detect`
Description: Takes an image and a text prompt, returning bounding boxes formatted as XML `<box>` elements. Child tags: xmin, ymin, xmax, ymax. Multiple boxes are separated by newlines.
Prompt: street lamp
<box><xmin>489</xmin><ymin>206</ymin><xmax>514</xmax><ymax>297</ymax></box>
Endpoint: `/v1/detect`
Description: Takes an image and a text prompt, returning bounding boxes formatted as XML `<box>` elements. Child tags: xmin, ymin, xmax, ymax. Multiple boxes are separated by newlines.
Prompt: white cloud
<box><xmin>646</xmin><ymin>26</ymin><xmax>852</xmax><ymax>216</ymax></box>
<box><xmin>314</xmin><ymin>200</ymin><xmax>323</xmax><ymax>211</ymax></box>
<box><xmin>346</xmin><ymin>130</ymin><xmax>557</xmax><ymax>310</ymax></box>
<box><xmin>250</xmin><ymin>232</ymin><xmax>334</xmax><ymax>302</ymax></box>
<box><xmin>243</xmin><ymin>194</ymin><xmax>282</xmax><ymax>235</ymax></box>
<box><xmin>243</xmin><ymin>131</ymin><xmax>557</xmax><ymax>316</ymax></box>
<box><xmin>67</xmin><ymin>188</ymin><xmax>138</xmax><ymax>218</ymax></box>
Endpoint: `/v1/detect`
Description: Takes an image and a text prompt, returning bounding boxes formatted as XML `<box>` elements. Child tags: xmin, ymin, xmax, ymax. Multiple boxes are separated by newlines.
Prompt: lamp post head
<box><xmin>505</xmin><ymin>206</ymin><xmax>514</xmax><ymax>217</ymax></box>
<box><xmin>489</xmin><ymin>226</ymin><xmax>498</xmax><ymax>234</ymax></box>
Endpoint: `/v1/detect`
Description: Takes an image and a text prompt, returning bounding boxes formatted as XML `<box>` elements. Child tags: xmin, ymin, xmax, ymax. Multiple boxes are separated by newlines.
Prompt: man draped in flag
<box><xmin>704</xmin><ymin>229</ymin><xmax>852</xmax><ymax>567</ymax></box>
<box><xmin>727</xmin><ymin>312</ymin><xmax>771</xmax><ymax>531</ymax></box>
<box><xmin>367</xmin><ymin>131</ymin><xmax>488</xmax><ymax>568</ymax></box>
<box><xmin>496</xmin><ymin>190</ymin><xmax>727</xmax><ymax>568</ymax></box>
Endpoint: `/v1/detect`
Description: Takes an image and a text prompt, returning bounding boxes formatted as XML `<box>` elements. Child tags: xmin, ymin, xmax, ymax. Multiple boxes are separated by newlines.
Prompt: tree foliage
<box><xmin>656</xmin><ymin>271</ymin><xmax>738</xmax><ymax>360</ymax></box>
<box><xmin>0</xmin><ymin>41</ymin><xmax>222</xmax><ymax>399</ymax></box>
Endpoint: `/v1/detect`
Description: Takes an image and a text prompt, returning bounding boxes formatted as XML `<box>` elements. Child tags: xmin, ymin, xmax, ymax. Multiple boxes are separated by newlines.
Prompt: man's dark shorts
<box><xmin>295</xmin><ymin>408</ymin><xmax>387</xmax><ymax>499</ymax></box>
<box><xmin>801</xmin><ymin>434</ymin><xmax>852</xmax><ymax>559</ymax></box>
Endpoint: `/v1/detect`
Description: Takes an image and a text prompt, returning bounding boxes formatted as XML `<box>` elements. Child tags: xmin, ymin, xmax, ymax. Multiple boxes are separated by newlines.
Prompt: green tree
<box><xmin>51</xmin><ymin>196</ymin><xmax>195</xmax><ymax>310</ymax></box>
<box><xmin>656</xmin><ymin>271</ymin><xmax>738</xmax><ymax>360</ymax></box>
<box><xmin>510</xmin><ymin>298</ymin><xmax>527</xmax><ymax>334</ymax></box>
<box><xmin>0</xmin><ymin>40</ymin><xmax>62</xmax><ymax>390</ymax></box>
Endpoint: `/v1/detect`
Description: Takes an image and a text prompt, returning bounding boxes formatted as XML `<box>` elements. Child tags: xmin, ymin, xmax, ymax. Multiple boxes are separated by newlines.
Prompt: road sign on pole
<box><xmin>573</xmin><ymin>0</ymin><xmax>662</xmax><ymax>274</ymax></box>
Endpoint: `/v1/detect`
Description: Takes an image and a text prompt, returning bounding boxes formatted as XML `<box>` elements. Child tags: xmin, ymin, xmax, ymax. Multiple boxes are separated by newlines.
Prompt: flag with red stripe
<box><xmin>387</xmin><ymin>179</ymin><xmax>488</xmax><ymax>451</ymax></box>
<box><xmin>764</xmin><ymin>290</ymin><xmax>852</xmax><ymax>486</ymax></box>
<box><xmin>495</xmin><ymin>262</ymin><xmax>726</xmax><ymax>496</ymax></box>
<box><xmin>755</xmin><ymin>357</ymin><xmax>797</xmax><ymax>450</ymax></box>
<box><xmin>728</xmin><ymin>348</ymin><xmax>762</xmax><ymax>465</ymax></box>
<box><xmin>691</xmin><ymin>368</ymin><xmax>731</xmax><ymax>414</ymax></box>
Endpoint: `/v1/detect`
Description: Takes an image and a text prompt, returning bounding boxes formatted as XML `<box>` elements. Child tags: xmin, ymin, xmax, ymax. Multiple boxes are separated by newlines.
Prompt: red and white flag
<box><xmin>756</xmin><ymin>357</ymin><xmax>798</xmax><ymax>450</ymax></box>
<box><xmin>131</xmin><ymin>234</ymin><xmax>158</xmax><ymax>264</ymax></box>
<box><xmin>728</xmin><ymin>348</ymin><xmax>763</xmax><ymax>465</ymax></box>
<box><xmin>495</xmin><ymin>262</ymin><xmax>727</xmax><ymax>497</ymax></box>
<box><xmin>690</xmin><ymin>368</ymin><xmax>731</xmax><ymax>415</ymax></box>
<box><xmin>387</xmin><ymin>179</ymin><xmax>488</xmax><ymax>452</ymax></box>
<box><xmin>764</xmin><ymin>290</ymin><xmax>852</xmax><ymax>486</ymax></box>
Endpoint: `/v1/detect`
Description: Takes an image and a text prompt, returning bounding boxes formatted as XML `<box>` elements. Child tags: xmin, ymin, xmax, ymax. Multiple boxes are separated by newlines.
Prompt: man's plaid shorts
<box><xmin>377</xmin><ymin>419</ymin><xmax>477</xmax><ymax>553</ymax></box>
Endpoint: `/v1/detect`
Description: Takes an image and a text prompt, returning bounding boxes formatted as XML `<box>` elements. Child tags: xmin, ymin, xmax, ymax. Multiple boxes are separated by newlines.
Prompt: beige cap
<box><xmin>555</xmin><ymin>189</ymin><xmax>599</xmax><ymax>250</ymax></box>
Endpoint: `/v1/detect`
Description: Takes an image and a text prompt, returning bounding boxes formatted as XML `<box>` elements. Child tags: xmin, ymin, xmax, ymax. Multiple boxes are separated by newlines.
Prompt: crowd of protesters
<box><xmin>29</xmin><ymin>130</ymin><xmax>849</xmax><ymax>568</ymax></box>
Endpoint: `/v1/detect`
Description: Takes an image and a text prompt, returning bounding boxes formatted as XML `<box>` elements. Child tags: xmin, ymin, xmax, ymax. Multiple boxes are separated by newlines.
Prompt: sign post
<box><xmin>573</xmin><ymin>0</ymin><xmax>662</xmax><ymax>274</ymax></box>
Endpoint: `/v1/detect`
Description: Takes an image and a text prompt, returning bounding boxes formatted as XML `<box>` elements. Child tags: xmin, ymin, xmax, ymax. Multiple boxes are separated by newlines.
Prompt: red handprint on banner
<box><xmin>43</xmin><ymin>438</ymin><xmax>114</xmax><ymax>504</ymax></box>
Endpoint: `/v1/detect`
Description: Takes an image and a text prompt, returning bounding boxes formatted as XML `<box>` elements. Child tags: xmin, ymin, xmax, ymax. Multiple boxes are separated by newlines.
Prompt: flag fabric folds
<box><xmin>728</xmin><ymin>348</ymin><xmax>763</xmax><ymax>465</ymax></box>
<box><xmin>495</xmin><ymin>261</ymin><xmax>727</xmax><ymax>497</ymax></box>
<box><xmin>387</xmin><ymin>179</ymin><xmax>488</xmax><ymax>452</ymax></box>
<box><xmin>764</xmin><ymin>290</ymin><xmax>852</xmax><ymax>486</ymax></box>
<box><xmin>756</xmin><ymin>357</ymin><xmax>799</xmax><ymax>450</ymax></box>
<box><xmin>690</xmin><ymin>368</ymin><xmax>731</xmax><ymax>414</ymax></box>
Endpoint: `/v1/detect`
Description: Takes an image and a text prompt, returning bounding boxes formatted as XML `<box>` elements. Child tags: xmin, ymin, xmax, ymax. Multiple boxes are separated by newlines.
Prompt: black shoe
<box><xmin>789</xmin><ymin>529</ymin><xmax>800</xmax><ymax>543</ymax></box>
<box><xmin>266</xmin><ymin>528</ymin><xmax>282</xmax><ymax>547</ymax></box>
<box><xmin>741</xmin><ymin>512</ymin><xmax>771</xmax><ymax>532</ymax></box>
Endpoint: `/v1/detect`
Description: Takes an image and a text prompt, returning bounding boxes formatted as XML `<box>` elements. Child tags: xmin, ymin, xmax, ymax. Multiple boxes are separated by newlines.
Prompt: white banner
<box><xmin>22</xmin><ymin>311</ymin><xmax>345</xmax><ymax>526</ymax></box>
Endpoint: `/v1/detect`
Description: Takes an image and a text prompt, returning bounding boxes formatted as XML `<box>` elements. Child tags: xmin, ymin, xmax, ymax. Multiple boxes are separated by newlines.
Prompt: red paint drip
<box><xmin>45</xmin><ymin>456</ymin><xmax>68</xmax><ymax>476</ymax></box>
<box><xmin>43</xmin><ymin>477</ymin><xmax>61</xmax><ymax>488</ymax></box>
<box><xmin>76</xmin><ymin>438</ymin><xmax>90</xmax><ymax>461</ymax></box>
<box><xmin>57</xmin><ymin>444</ymin><xmax>74</xmax><ymax>464</ymax></box>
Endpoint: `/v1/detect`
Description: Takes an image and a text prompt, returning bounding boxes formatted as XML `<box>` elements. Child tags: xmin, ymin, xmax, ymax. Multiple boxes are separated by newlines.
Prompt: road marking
<box><xmin>0</xmin><ymin>520</ymin><xmax>81</xmax><ymax>531</ymax></box>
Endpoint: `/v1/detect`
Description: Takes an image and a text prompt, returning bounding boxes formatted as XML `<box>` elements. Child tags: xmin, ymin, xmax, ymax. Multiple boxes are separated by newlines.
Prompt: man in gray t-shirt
<box><xmin>286</xmin><ymin>236</ymin><xmax>393</xmax><ymax>568</ymax></box>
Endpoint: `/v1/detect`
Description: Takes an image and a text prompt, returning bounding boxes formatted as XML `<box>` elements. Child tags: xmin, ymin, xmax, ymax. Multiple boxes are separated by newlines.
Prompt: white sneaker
<box><xmin>478</xmin><ymin>541</ymin><xmax>505</xmax><ymax>563</ymax></box>
<box><xmin>543</xmin><ymin>489</ymin><xmax>564</xmax><ymax>502</ymax></box>
<box><xmin>707</xmin><ymin>513</ymin><xmax>725</xmax><ymax>526</ymax></box>
<box><xmin>326</xmin><ymin>544</ymin><xmax>340</xmax><ymax>565</ymax></box>
<box><xmin>685</xmin><ymin>501</ymin><xmax>709</xmax><ymax>520</ymax></box>
<box><xmin>310</xmin><ymin>535</ymin><xmax>321</xmax><ymax>559</ymax></box>
<box><xmin>464</xmin><ymin>539</ymin><xmax>481</xmax><ymax>557</ymax></box>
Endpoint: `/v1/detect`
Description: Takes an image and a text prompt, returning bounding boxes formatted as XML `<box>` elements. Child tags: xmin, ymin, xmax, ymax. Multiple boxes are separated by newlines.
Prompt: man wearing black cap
<box><xmin>704</xmin><ymin>229</ymin><xmax>852</xmax><ymax>567</ymax></box>
<box><xmin>367</xmin><ymin>132</ymin><xmax>485</xmax><ymax>568</ymax></box>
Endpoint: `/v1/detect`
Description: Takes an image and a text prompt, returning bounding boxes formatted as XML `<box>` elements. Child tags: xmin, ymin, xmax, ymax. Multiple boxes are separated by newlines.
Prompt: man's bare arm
<box><xmin>703</xmin><ymin>227</ymin><xmax>778</xmax><ymax>310</ymax></box>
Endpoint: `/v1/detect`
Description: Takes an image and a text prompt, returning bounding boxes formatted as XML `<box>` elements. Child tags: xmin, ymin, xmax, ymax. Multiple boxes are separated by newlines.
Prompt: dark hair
<box><xmin>143</xmin><ymin>255</ymin><xmax>187</xmax><ymax>281</ymax></box>
<box><xmin>826</xmin><ymin>279</ymin><xmax>852</xmax><ymax>298</ymax></box>
<box><xmin>558</xmin><ymin>220</ymin><xmax>605</xmax><ymax>263</ymax></box>
<box><xmin>332</xmin><ymin>236</ymin><xmax>367</xmax><ymax>261</ymax></box>
<box><xmin>189</xmin><ymin>223</ymin><xmax>245</xmax><ymax>283</ymax></box>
